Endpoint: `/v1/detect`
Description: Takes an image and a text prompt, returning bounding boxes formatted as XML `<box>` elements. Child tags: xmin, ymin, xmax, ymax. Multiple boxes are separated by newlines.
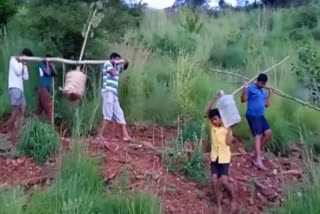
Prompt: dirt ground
<box><xmin>0</xmin><ymin>124</ymin><xmax>304</xmax><ymax>214</ymax></box>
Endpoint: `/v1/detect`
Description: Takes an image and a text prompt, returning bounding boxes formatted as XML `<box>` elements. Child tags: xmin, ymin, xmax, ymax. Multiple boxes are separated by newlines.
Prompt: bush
<box><xmin>18</xmin><ymin>119</ymin><xmax>60</xmax><ymax>163</ymax></box>
<box><xmin>183</xmin><ymin>138</ymin><xmax>209</xmax><ymax>185</ymax></box>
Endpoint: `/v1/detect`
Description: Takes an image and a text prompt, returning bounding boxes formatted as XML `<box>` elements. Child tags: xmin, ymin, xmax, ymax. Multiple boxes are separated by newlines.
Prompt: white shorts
<box><xmin>102</xmin><ymin>91</ymin><xmax>126</xmax><ymax>124</ymax></box>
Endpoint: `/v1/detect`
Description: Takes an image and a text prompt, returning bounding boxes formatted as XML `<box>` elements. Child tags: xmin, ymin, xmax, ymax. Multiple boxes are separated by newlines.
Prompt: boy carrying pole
<box><xmin>241</xmin><ymin>73</ymin><xmax>272</xmax><ymax>170</ymax></box>
<box><xmin>36</xmin><ymin>54</ymin><xmax>56</xmax><ymax>123</ymax></box>
<box><xmin>206</xmin><ymin>92</ymin><xmax>237</xmax><ymax>214</ymax></box>
<box><xmin>6</xmin><ymin>48</ymin><xmax>33</xmax><ymax>140</ymax></box>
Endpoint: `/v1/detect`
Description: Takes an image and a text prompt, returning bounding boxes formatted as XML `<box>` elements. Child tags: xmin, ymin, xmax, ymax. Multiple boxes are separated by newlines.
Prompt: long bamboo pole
<box><xmin>17</xmin><ymin>56</ymin><xmax>107</xmax><ymax>65</ymax></box>
<box><xmin>52</xmin><ymin>77</ymin><xmax>55</xmax><ymax>126</ymax></box>
<box><xmin>79</xmin><ymin>8</ymin><xmax>98</xmax><ymax>61</ymax></box>
<box><xmin>210</xmin><ymin>67</ymin><xmax>320</xmax><ymax>112</ymax></box>
<box><xmin>231</xmin><ymin>56</ymin><xmax>290</xmax><ymax>95</ymax></box>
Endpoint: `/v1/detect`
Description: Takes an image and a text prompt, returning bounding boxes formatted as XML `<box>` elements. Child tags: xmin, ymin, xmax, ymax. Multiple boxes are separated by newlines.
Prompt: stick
<box><xmin>62</xmin><ymin>63</ymin><xmax>66</xmax><ymax>87</ymax></box>
<box><xmin>79</xmin><ymin>8</ymin><xmax>98</xmax><ymax>61</ymax></box>
<box><xmin>209</xmin><ymin>68</ymin><xmax>249</xmax><ymax>80</ymax></box>
<box><xmin>231</xmin><ymin>56</ymin><xmax>290</xmax><ymax>95</ymax></box>
<box><xmin>272</xmin><ymin>88</ymin><xmax>320</xmax><ymax>112</ymax></box>
<box><xmin>17</xmin><ymin>56</ymin><xmax>107</xmax><ymax>65</ymax></box>
<box><xmin>211</xmin><ymin>68</ymin><xmax>320</xmax><ymax>112</ymax></box>
<box><xmin>52</xmin><ymin>77</ymin><xmax>55</xmax><ymax>126</ymax></box>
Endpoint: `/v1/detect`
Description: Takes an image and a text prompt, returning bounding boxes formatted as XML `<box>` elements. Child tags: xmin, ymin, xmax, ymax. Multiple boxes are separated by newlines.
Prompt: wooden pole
<box><xmin>79</xmin><ymin>8</ymin><xmax>97</xmax><ymax>62</ymax></box>
<box><xmin>52</xmin><ymin>77</ymin><xmax>55</xmax><ymax>126</ymax></box>
<box><xmin>62</xmin><ymin>63</ymin><xmax>66</xmax><ymax>87</ymax></box>
<box><xmin>18</xmin><ymin>56</ymin><xmax>107</xmax><ymax>65</ymax></box>
<box><xmin>210</xmin><ymin>67</ymin><xmax>320</xmax><ymax>112</ymax></box>
<box><xmin>232</xmin><ymin>56</ymin><xmax>290</xmax><ymax>95</ymax></box>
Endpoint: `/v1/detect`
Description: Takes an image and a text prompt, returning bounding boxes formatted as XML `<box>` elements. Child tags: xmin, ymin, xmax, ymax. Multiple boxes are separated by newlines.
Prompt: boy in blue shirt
<box><xmin>36</xmin><ymin>54</ymin><xmax>56</xmax><ymax>123</ymax></box>
<box><xmin>241</xmin><ymin>73</ymin><xmax>273</xmax><ymax>170</ymax></box>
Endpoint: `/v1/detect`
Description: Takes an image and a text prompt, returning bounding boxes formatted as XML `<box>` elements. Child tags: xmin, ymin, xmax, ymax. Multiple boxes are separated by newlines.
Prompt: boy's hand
<box><xmin>243</xmin><ymin>82</ymin><xmax>249</xmax><ymax>89</ymax></box>
<box><xmin>214</xmin><ymin>92</ymin><xmax>220</xmax><ymax>99</ymax></box>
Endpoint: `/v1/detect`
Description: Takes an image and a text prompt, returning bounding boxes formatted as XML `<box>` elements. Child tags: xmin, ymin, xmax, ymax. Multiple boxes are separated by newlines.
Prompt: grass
<box><xmin>18</xmin><ymin>118</ymin><xmax>60</xmax><ymax>163</ymax></box>
<box><xmin>269</xmin><ymin>131</ymin><xmax>320</xmax><ymax>214</ymax></box>
<box><xmin>163</xmin><ymin>123</ymin><xmax>210</xmax><ymax>185</ymax></box>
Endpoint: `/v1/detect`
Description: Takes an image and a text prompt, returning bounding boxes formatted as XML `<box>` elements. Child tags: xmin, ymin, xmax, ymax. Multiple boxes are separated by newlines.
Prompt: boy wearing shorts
<box><xmin>241</xmin><ymin>73</ymin><xmax>272</xmax><ymax>170</ymax></box>
<box><xmin>206</xmin><ymin>93</ymin><xmax>236</xmax><ymax>214</ymax></box>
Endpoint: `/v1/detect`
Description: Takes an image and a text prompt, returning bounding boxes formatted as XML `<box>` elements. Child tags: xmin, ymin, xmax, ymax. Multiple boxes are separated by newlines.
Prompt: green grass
<box><xmin>269</xmin><ymin>131</ymin><xmax>320</xmax><ymax>213</ymax></box>
<box><xmin>18</xmin><ymin>118</ymin><xmax>60</xmax><ymax>163</ymax></box>
<box><xmin>163</xmin><ymin>124</ymin><xmax>209</xmax><ymax>184</ymax></box>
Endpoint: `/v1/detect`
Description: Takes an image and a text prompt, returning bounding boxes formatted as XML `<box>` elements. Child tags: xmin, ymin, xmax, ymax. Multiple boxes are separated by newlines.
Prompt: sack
<box><xmin>62</xmin><ymin>70</ymin><xmax>87</xmax><ymax>101</ymax></box>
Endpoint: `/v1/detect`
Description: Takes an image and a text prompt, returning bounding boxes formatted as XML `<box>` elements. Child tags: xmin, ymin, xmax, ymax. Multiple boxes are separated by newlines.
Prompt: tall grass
<box><xmin>18</xmin><ymin>118</ymin><xmax>60</xmax><ymax>163</ymax></box>
<box><xmin>269</xmin><ymin>131</ymin><xmax>320</xmax><ymax>214</ymax></box>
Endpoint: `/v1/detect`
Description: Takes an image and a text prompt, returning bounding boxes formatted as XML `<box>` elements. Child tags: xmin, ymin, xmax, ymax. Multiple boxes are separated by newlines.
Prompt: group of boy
<box><xmin>5</xmin><ymin>49</ymin><xmax>56</xmax><ymax>139</ymax></box>
<box><xmin>7</xmin><ymin>48</ymin><xmax>271</xmax><ymax>213</ymax></box>
<box><xmin>206</xmin><ymin>73</ymin><xmax>272</xmax><ymax>213</ymax></box>
<box><xmin>5</xmin><ymin>49</ymin><xmax>132</xmax><ymax>142</ymax></box>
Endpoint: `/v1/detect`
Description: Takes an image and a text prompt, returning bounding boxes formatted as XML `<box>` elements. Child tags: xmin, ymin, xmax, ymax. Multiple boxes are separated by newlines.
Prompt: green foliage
<box><xmin>183</xmin><ymin>137</ymin><xmax>209</xmax><ymax>184</ymax></box>
<box><xmin>109</xmin><ymin>169</ymin><xmax>131</xmax><ymax>195</ymax></box>
<box><xmin>292</xmin><ymin>43</ymin><xmax>320</xmax><ymax>105</ymax></box>
<box><xmin>0</xmin><ymin>0</ymin><xmax>17</xmax><ymax>27</ymax></box>
<box><xmin>163</xmin><ymin>125</ymin><xmax>209</xmax><ymax>184</ymax></box>
<box><xmin>0</xmin><ymin>188</ymin><xmax>26</xmax><ymax>214</ymax></box>
<box><xmin>18</xmin><ymin>119</ymin><xmax>60</xmax><ymax>163</ymax></box>
<box><xmin>180</xmin><ymin>7</ymin><xmax>203</xmax><ymax>33</ymax></box>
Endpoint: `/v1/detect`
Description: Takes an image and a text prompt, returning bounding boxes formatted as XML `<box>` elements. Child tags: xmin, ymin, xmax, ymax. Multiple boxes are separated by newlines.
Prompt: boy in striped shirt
<box><xmin>98</xmin><ymin>52</ymin><xmax>132</xmax><ymax>142</ymax></box>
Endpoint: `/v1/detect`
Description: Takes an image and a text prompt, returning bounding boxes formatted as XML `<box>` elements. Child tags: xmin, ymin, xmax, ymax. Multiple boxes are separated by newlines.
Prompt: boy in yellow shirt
<box><xmin>206</xmin><ymin>93</ymin><xmax>236</xmax><ymax>214</ymax></box>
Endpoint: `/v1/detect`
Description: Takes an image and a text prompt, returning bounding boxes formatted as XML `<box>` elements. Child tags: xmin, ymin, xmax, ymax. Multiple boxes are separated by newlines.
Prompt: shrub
<box><xmin>183</xmin><ymin>138</ymin><xmax>209</xmax><ymax>185</ymax></box>
<box><xmin>18</xmin><ymin>119</ymin><xmax>60</xmax><ymax>163</ymax></box>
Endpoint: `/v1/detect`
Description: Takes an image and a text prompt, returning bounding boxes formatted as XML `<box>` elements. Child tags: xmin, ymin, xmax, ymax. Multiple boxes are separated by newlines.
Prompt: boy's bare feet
<box><xmin>253</xmin><ymin>160</ymin><xmax>267</xmax><ymax>171</ymax></box>
<box><xmin>123</xmin><ymin>137</ymin><xmax>133</xmax><ymax>142</ymax></box>
<box><xmin>217</xmin><ymin>205</ymin><xmax>222</xmax><ymax>214</ymax></box>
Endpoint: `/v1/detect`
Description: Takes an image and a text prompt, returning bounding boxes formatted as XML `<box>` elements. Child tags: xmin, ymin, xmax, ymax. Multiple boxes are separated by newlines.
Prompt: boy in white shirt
<box><xmin>6</xmin><ymin>48</ymin><xmax>33</xmax><ymax>139</ymax></box>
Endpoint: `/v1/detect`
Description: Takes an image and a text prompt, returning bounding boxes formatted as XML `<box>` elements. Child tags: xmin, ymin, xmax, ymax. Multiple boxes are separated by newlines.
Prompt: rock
<box><xmin>135</xmin><ymin>175</ymin><xmax>144</xmax><ymax>180</ymax></box>
<box><xmin>273</xmin><ymin>169</ymin><xmax>277</xmax><ymax>175</ymax></box>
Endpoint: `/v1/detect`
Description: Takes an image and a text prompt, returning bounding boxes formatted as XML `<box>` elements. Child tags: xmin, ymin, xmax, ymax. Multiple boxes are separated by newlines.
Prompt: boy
<box><xmin>241</xmin><ymin>73</ymin><xmax>272</xmax><ymax>170</ymax></box>
<box><xmin>206</xmin><ymin>93</ymin><xmax>236</xmax><ymax>214</ymax></box>
<box><xmin>97</xmin><ymin>52</ymin><xmax>132</xmax><ymax>142</ymax></box>
<box><xmin>6</xmin><ymin>48</ymin><xmax>33</xmax><ymax>139</ymax></box>
<box><xmin>36</xmin><ymin>54</ymin><xmax>56</xmax><ymax>123</ymax></box>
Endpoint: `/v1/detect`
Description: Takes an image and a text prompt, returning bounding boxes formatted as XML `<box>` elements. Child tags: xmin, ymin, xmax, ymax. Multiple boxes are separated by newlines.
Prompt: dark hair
<box><xmin>21</xmin><ymin>48</ymin><xmax>33</xmax><ymax>57</ymax></box>
<box><xmin>109</xmin><ymin>52</ymin><xmax>121</xmax><ymax>60</ymax></box>
<box><xmin>208</xmin><ymin>108</ymin><xmax>221</xmax><ymax>119</ymax></box>
<box><xmin>257</xmin><ymin>73</ymin><xmax>268</xmax><ymax>82</ymax></box>
<box><xmin>45</xmin><ymin>54</ymin><xmax>52</xmax><ymax>58</ymax></box>
<box><xmin>124</xmin><ymin>60</ymin><xmax>129</xmax><ymax>70</ymax></box>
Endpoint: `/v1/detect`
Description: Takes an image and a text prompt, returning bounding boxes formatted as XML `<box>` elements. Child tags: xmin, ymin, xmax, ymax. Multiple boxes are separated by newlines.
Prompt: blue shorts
<box><xmin>246</xmin><ymin>115</ymin><xmax>270</xmax><ymax>137</ymax></box>
<box><xmin>211</xmin><ymin>160</ymin><xmax>230</xmax><ymax>178</ymax></box>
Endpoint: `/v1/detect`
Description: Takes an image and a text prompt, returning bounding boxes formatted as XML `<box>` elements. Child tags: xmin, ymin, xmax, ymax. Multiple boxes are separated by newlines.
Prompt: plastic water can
<box><xmin>216</xmin><ymin>92</ymin><xmax>241</xmax><ymax>128</ymax></box>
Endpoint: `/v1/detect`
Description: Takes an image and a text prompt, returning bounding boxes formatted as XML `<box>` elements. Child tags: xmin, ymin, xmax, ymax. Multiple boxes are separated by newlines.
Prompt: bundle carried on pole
<box><xmin>62</xmin><ymin>5</ymin><xmax>102</xmax><ymax>102</ymax></box>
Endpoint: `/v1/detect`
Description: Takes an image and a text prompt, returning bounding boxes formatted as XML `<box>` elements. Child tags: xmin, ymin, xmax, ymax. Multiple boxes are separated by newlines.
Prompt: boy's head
<box><xmin>109</xmin><ymin>52</ymin><xmax>121</xmax><ymax>60</ymax></box>
<box><xmin>21</xmin><ymin>48</ymin><xmax>33</xmax><ymax>57</ymax></box>
<box><xmin>208</xmin><ymin>108</ymin><xmax>222</xmax><ymax>127</ymax></box>
<box><xmin>256</xmin><ymin>73</ymin><xmax>268</xmax><ymax>89</ymax></box>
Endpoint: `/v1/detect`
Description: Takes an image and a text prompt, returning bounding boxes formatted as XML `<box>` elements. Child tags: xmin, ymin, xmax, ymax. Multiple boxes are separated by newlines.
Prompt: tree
<box><xmin>0</xmin><ymin>0</ymin><xmax>17</xmax><ymax>27</ymax></box>
<box><xmin>173</xmin><ymin>0</ymin><xmax>208</xmax><ymax>8</ymax></box>
<box><xmin>261</xmin><ymin>0</ymin><xmax>310</xmax><ymax>7</ymax></box>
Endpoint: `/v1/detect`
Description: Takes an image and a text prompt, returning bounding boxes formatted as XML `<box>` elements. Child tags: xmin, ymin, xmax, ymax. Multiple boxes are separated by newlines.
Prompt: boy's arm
<box><xmin>12</xmin><ymin>57</ymin><xmax>23</xmax><ymax>76</ymax></box>
<box><xmin>226</xmin><ymin>128</ymin><xmax>233</xmax><ymax>146</ymax></box>
<box><xmin>241</xmin><ymin>83</ymin><xmax>248</xmax><ymax>103</ymax></box>
<box><xmin>206</xmin><ymin>92</ymin><xmax>220</xmax><ymax>118</ymax></box>
<box><xmin>50</xmin><ymin>63</ymin><xmax>57</xmax><ymax>76</ymax></box>
<box><xmin>265</xmin><ymin>88</ymin><xmax>273</xmax><ymax>107</ymax></box>
<box><xmin>22</xmin><ymin>65</ymin><xmax>29</xmax><ymax>81</ymax></box>
<box><xmin>103</xmin><ymin>61</ymin><xmax>116</xmax><ymax>76</ymax></box>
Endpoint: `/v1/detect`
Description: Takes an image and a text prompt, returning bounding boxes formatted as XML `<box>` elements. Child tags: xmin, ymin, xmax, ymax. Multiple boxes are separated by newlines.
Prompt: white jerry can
<box><xmin>216</xmin><ymin>90</ymin><xmax>241</xmax><ymax>128</ymax></box>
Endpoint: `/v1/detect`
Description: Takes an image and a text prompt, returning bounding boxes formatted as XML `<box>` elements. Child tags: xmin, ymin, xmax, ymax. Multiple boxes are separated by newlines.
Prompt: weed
<box><xmin>18</xmin><ymin>118</ymin><xmax>60</xmax><ymax>163</ymax></box>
